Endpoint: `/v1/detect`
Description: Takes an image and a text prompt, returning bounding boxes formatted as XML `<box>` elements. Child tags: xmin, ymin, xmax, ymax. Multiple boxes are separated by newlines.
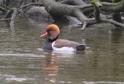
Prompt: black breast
<box><xmin>43</xmin><ymin>41</ymin><xmax>53</xmax><ymax>50</ymax></box>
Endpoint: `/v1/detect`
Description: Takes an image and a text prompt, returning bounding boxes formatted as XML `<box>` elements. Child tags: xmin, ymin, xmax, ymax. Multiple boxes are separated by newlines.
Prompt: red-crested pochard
<box><xmin>40</xmin><ymin>24</ymin><xmax>85</xmax><ymax>52</ymax></box>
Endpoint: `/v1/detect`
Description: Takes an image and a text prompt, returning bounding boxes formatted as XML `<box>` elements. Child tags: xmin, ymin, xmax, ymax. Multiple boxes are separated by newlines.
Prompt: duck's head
<box><xmin>40</xmin><ymin>24</ymin><xmax>60</xmax><ymax>42</ymax></box>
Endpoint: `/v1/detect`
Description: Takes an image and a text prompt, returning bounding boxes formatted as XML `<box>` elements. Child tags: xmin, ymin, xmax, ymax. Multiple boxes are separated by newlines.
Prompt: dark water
<box><xmin>0</xmin><ymin>16</ymin><xmax>124</xmax><ymax>84</ymax></box>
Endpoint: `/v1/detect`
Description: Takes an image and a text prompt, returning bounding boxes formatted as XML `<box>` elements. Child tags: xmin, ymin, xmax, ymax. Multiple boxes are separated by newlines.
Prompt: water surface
<box><xmin>0</xmin><ymin>16</ymin><xmax>124</xmax><ymax>84</ymax></box>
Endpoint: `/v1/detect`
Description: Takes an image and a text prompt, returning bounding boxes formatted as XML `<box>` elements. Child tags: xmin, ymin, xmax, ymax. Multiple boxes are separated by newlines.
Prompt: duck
<box><xmin>40</xmin><ymin>24</ymin><xmax>85</xmax><ymax>52</ymax></box>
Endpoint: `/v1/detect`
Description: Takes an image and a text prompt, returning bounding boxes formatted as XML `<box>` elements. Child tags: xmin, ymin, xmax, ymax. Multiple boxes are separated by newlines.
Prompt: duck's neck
<box><xmin>47</xmin><ymin>35</ymin><xmax>59</xmax><ymax>43</ymax></box>
<box><xmin>43</xmin><ymin>35</ymin><xmax>59</xmax><ymax>50</ymax></box>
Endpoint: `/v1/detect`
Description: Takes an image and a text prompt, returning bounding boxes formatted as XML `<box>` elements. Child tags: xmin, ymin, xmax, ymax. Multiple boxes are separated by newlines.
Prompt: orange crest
<box><xmin>47</xmin><ymin>24</ymin><xmax>60</xmax><ymax>33</ymax></box>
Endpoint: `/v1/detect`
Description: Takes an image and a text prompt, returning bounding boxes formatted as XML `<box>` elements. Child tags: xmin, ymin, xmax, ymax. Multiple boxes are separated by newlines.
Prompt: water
<box><xmin>0</xmin><ymin>16</ymin><xmax>124</xmax><ymax>84</ymax></box>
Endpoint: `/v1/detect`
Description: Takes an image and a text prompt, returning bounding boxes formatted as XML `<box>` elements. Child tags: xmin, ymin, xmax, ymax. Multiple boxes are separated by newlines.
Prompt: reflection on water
<box><xmin>0</xmin><ymin>16</ymin><xmax>124</xmax><ymax>84</ymax></box>
<box><xmin>45</xmin><ymin>54</ymin><xmax>59</xmax><ymax>83</ymax></box>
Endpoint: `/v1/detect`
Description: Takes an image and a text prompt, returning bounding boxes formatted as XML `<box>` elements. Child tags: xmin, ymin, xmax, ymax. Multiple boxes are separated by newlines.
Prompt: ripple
<box><xmin>6</xmin><ymin>77</ymin><xmax>34</xmax><ymax>82</ymax></box>
<box><xmin>82</xmin><ymin>81</ymin><xmax>124</xmax><ymax>84</ymax></box>
<box><xmin>0</xmin><ymin>29</ymin><xmax>9</xmax><ymax>33</ymax></box>
<box><xmin>0</xmin><ymin>53</ymin><xmax>45</xmax><ymax>58</ymax></box>
<box><xmin>0</xmin><ymin>74</ymin><xmax>35</xmax><ymax>82</ymax></box>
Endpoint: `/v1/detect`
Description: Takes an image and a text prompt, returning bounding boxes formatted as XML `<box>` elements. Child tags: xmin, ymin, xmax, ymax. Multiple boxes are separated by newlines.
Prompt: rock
<box><xmin>26</xmin><ymin>6</ymin><xmax>54</xmax><ymax>23</ymax></box>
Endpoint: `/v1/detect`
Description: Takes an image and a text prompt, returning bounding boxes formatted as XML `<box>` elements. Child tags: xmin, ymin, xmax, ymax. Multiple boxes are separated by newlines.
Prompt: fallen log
<box><xmin>42</xmin><ymin>0</ymin><xmax>94</xmax><ymax>30</ymax></box>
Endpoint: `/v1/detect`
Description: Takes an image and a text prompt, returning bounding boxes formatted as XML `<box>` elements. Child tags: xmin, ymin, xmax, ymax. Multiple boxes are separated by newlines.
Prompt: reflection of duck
<box><xmin>45</xmin><ymin>55</ymin><xmax>59</xmax><ymax>83</ymax></box>
<box><xmin>40</xmin><ymin>24</ymin><xmax>85</xmax><ymax>52</ymax></box>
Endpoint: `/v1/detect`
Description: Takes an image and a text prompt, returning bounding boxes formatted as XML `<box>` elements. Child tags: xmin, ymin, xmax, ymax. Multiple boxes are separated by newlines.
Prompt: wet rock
<box><xmin>26</xmin><ymin>6</ymin><xmax>54</xmax><ymax>23</ymax></box>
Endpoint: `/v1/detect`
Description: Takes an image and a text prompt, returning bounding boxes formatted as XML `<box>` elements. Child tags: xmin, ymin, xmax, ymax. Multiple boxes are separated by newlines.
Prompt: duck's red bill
<box><xmin>40</xmin><ymin>32</ymin><xmax>48</xmax><ymax>38</ymax></box>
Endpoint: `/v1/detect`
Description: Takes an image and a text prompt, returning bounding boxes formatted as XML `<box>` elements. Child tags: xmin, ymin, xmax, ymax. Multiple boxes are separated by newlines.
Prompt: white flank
<box><xmin>52</xmin><ymin>42</ymin><xmax>76</xmax><ymax>54</ymax></box>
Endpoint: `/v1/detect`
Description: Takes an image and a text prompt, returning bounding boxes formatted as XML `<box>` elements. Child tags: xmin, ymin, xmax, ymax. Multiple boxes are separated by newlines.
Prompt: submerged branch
<box><xmin>101</xmin><ymin>18</ymin><xmax>124</xmax><ymax>28</ymax></box>
<box><xmin>10</xmin><ymin>8</ymin><xmax>18</xmax><ymax>33</ymax></box>
<box><xmin>0</xmin><ymin>18</ymin><xmax>10</xmax><ymax>21</ymax></box>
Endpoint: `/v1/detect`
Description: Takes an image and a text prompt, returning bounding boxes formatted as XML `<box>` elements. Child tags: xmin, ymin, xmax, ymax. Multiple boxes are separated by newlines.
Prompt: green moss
<box><xmin>91</xmin><ymin>0</ymin><xmax>102</xmax><ymax>7</ymax></box>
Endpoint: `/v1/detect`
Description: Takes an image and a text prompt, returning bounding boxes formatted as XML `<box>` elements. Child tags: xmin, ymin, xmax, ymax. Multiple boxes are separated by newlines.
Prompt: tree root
<box><xmin>81</xmin><ymin>21</ymin><xmax>87</xmax><ymax>30</ymax></box>
<box><xmin>1</xmin><ymin>0</ymin><xmax>124</xmax><ymax>32</ymax></box>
